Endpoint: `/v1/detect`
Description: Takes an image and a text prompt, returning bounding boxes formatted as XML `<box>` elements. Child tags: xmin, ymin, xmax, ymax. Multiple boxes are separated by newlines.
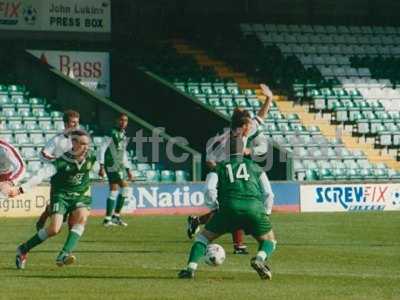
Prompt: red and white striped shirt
<box><xmin>0</xmin><ymin>139</ymin><xmax>26</xmax><ymax>184</ymax></box>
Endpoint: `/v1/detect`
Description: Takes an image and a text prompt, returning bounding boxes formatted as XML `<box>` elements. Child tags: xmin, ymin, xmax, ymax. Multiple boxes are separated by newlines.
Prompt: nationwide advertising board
<box><xmin>28</xmin><ymin>50</ymin><xmax>110</xmax><ymax>97</ymax></box>
<box><xmin>301</xmin><ymin>183</ymin><xmax>400</xmax><ymax>212</ymax></box>
<box><xmin>91</xmin><ymin>181</ymin><xmax>300</xmax><ymax>215</ymax></box>
<box><xmin>0</xmin><ymin>0</ymin><xmax>111</xmax><ymax>32</ymax></box>
<box><xmin>0</xmin><ymin>182</ymin><xmax>300</xmax><ymax>217</ymax></box>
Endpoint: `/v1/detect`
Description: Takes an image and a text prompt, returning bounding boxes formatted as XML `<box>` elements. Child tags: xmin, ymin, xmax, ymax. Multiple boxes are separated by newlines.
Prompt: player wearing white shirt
<box><xmin>187</xmin><ymin>84</ymin><xmax>274</xmax><ymax>254</ymax></box>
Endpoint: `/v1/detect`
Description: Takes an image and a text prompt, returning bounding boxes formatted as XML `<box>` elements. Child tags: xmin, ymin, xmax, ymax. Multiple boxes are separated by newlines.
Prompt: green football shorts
<box><xmin>50</xmin><ymin>192</ymin><xmax>91</xmax><ymax>216</ymax></box>
<box><xmin>205</xmin><ymin>208</ymin><xmax>272</xmax><ymax>237</ymax></box>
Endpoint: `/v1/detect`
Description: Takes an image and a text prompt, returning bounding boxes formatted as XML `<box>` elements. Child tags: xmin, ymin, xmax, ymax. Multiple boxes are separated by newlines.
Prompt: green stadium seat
<box><xmin>207</xmin><ymin>97</ymin><xmax>220</xmax><ymax>107</ymax></box>
<box><xmin>318</xmin><ymin>169</ymin><xmax>334</xmax><ymax>180</ymax></box>
<box><xmin>311</xmin><ymin>89</ymin><xmax>326</xmax><ymax>111</ymax></box>
<box><xmin>187</xmin><ymin>86</ymin><xmax>200</xmax><ymax>94</ymax></box>
<box><xmin>8</xmin><ymin>85</ymin><xmax>25</xmax><ymax>95</ymax></box>
<box><xmin>389</xmin><ymin>170</ymin><xmax>400</xmax><ymax>180</ymax></box>
<box><xmin>161</xmin><ymin>170</ymin><xmax>175</xmax><ymax>182</ymax></box>
<box><xmin>247</xmin><ymin>97</ymin><xmax>261</xmax><ymax>108</ymax></box>
<box><xmin>346</xmin><ymin>169</ymin><xmax>362</xmax><ymax>180</ymax></box>
<box><xmin>132</xmin><ymin>170</ymin><xmax>146</xmax><ymax>181</ymax></box>
<box><xmin>175</xmin><ymin>170</ymin><xmax>188</xmax><ymax>182</ymax></box>
<box><xmin>243</xmin><ymin>89</ymin><xmax>254</xmax><ymax>96</ymax></box>
<box><xmin>214</xmin><ymin>86</ymin><xmax>227</xmax><ymax>95</ymax></box>
<box><xmin>359</xmin><ymin>169</ymin><xmax>375</xmax><ymax>180</ymax></box>
<box><xmin>332</xmin><ymin>101</ymin><xmax>348</xmax><ymax>122</ymax></box>
<box><xmin>291</xmin><ymin>124</ymin><xmax>308</xmax><ymax>136</ymax></box>
<box><xmin>308</xmin><ymin>125</ymin><xmax>321</xmax><ymax>136</ymax></box>
<box><xmin>145</xmin><ymin>170</ymin><xmax>160</xmax><ymax>182</ymax></box>
<box><xmin>227</xmin><ymin>86</ymin><xmax>240</xmax><ymax>95</ymax></box>
<box><xmin>377</xmin><ymin>126</ymin><xmax>392</xmax><ymax>147</ymax></box>
<box><xmin>305</xmin><ymin>169</ymin><xmax>318</xmax><ymax>181</ymax></box>
<box><xmin>0</xmin><ymin>84</ymin><xmax>8</xmax><ymax>94</ymax></box>
<box><xmin>332</xmin><ymin>169</ymin><xmax>347</xmax><ymax>180</ymax></box>
<box><xmin>234</xmin><ymin>96</ymin><xmax>249</xmax><ymax>107</ymax></box>
<box><xmin>286</xmin><ymin>113</ymin><xmax>300</xmax><ymax>124</ymax></box>
<box><xmin>15</xmin><ymin>133</ymin><xmax>30</xmax><ymax>145</ymax></box>
<box><xmin>136</xmin><ymin>163</ymin><xmax>152</xmax><ymax>171</ymax></box>
<box><xmin>175</xmin><ymin>84</ymin><xmax>186</xmax><ymax>92</ymax></box>
<box><xmin>201</xmin><ymin>86</ymin><xmax>214</xmax><ymax>94</ymax></box>
<box><xmin>349</xmin><ymin>110</ymin><xmax>362</xmax><ymax>123</ymax></box>
<box><xmin>372</xmin><ymin>168</ymin><xmax>388</xmax><ymax>180</ymax></box>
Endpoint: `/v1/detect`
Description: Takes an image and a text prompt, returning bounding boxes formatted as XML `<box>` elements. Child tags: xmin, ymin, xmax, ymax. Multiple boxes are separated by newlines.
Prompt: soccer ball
<box><xmin>204</xmin><ymin>244</ymin><xmax>225</xmax><ymax>266</ymax></box>
<box><xmin>23</xmin><ymin>6</ymin><xmax>38</xmax><ymax>25</ymax></box>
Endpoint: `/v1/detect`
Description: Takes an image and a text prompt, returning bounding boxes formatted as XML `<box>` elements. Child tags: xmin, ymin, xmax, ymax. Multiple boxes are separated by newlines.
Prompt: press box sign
<box><xmin>0</xmin><ymin>0</ymin><xmax>110</xmax><ymax>32</ymax></box>
<box><xmin>28</xmin><ymin>50</ymin><xmax>110</xmax><ymax>97</ymax></box>
<box><xmin>301</xmin><ymin>183</ymin><xmax>400</xmax><ymax>212</ymax></box>
<box><xmin>46</xmin><ymin>0</ymin><xmax>110</xmax><ymax>32</ymax></box>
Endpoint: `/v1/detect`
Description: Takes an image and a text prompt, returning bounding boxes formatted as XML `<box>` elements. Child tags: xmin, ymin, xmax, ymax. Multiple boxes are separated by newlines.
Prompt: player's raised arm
<box><xmin>257</xmin><ymin>84</ymin><xmax>274</xmax><ymax>121</ymax></box>
<box><xmin>259</xmin><ymin>172</ymin><xmax>274</xmax><ymax>215</ymax></box>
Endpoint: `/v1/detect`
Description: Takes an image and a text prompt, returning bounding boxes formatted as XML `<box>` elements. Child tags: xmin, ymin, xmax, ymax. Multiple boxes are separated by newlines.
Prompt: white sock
<box><xmin>188</xmin><ymin>262</ymin><xmax>198</xmax><ymax>270</ymax></box>
<box><xmin>256</xmin><ymin>251</ymin><xmax>267</xmax><ymax>262</ymax></box>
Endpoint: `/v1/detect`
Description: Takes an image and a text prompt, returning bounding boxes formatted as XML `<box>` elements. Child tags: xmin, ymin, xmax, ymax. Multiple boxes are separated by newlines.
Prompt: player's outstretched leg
<box><xmin>251</xmin><ymin>231</ymin><xmax>277</xmax><ymax>280</ymax></box>
<box><xmin>233</xmin><ymin>230</ymin><xmax>248</xmax><ymax>254</ymax></box>
<box><xmin>178</xmin><ymin>230</ymin><xmax>220</xmax><ymax>279</ymax></box>
<box><xmin>16</xmin><ymin>214</ymin><xmax>63</xmax><ymax>269</ymax></box>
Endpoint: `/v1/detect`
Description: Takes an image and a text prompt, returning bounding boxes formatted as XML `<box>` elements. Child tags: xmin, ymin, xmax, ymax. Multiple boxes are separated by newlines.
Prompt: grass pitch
<box><xmin>0</xmin><ymin>212</ymin><xmax>399</xmax><ymax>300</ymax></box>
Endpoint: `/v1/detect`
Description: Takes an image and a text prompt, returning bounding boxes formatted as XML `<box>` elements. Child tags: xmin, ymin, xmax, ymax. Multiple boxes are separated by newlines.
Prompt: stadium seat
<box><xmin>160</xmin><ymin>170</ymin><xmax>175</xmax><ymax>182</ymax></box>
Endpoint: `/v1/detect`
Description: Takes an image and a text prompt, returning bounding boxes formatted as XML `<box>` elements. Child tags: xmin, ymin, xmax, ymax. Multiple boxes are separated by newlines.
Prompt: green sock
<box><xmin>114</xmin><ymin>194</ymin><xmax>126</xmax><ymax>214</ymax></box>
<box><xmin>62</xmin><ymin>229</ymin><xmax>82</xmax><ymax>253</ymax></box>
<box><xmin>22</xmin><ymin>229</ymin><xmax>48</xmax><ymax>253</ymax></box>
<box><xmin>256</xmin><ymin>240</ymin><xmax>276</xmax><ymax>261</ymax></box>
<box><xmin>22</xmin><ymin>235</ymin><xmax>43</xmax><ymax>253</ymax></box>
<box><xmin>187</xmin><ymin>241</ymin><xmax>207</xmax><ymax>268</ymax></box>
<box><xmin>106</xmin><ymin>197</ymin><xmax>116</xmax><ymax>218</ymax></box>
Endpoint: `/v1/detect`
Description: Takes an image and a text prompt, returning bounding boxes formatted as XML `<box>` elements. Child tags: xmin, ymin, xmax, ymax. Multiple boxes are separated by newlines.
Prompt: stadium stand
<box><xmin>129</xmin><ymin>26</ymin><xmax>400</xmax><ymax>181</ymax></box>
<box><xmin>234</xmin><ymin>24</ymin><xmax>400</xmax><ymax>178</ymax></box>
<box><xmin>0</xmin><ymin>83</ymin><xmax>188</xmax><ymax>182</ymax></box>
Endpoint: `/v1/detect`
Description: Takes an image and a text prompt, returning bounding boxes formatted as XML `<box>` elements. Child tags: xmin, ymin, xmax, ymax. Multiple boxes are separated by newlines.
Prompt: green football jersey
<box><xmin>215</xmin><ymin>155</ymin><xmax>264</xmax><ymax>211</ymax></box>
<box><xmin>104</xmin><ymin>127</ymin><xmax>127</xmax><ymax>167</ymax></box>
<box><xmin>50</xmin><ymin>151</ymin><xmax>96</xmax><ymax>195</ymax></box>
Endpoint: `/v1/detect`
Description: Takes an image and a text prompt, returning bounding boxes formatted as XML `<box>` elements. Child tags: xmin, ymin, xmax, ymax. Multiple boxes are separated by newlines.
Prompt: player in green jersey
<box><xmin>13</xmin><ymin>130</ymin><xmax>95</xmax><ymax>269</ymax></box>
<box><xmin>187</xmin><ymin>84</ymin><xmax>274</xmax><ymax>255</ymax></box>
<box><xmin>98</xmin><ymin>113</ymin><xmax>134</xmax><ymax>227</ymax></box>
<box><xmin>179</xmin><ymin>118</ymin><xmax>276</xmax><ymax>280</ymax></box>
